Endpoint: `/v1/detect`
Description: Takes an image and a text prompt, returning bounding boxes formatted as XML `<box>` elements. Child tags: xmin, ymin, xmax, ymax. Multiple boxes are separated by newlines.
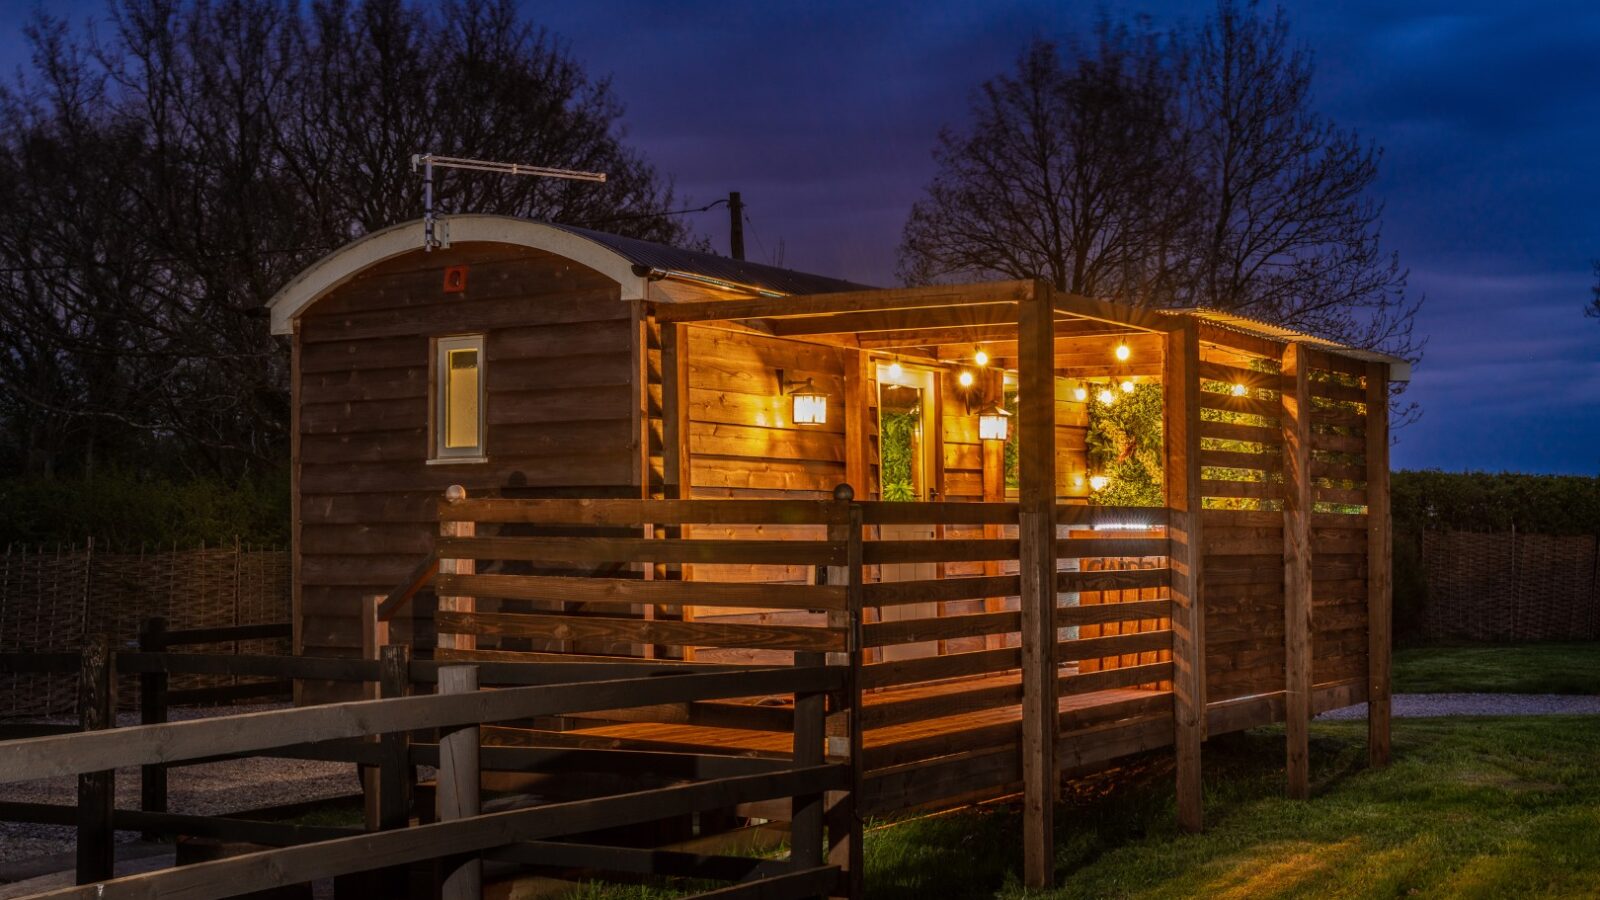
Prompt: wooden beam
<box><xmin>655</xmin><ymin>280</ymin><xmax>1036</xmax><ymax>323</ymax></box>
<box><xmin>1164</xmin><ymin>321</ymin><xmax>1205</xmax><ymax>833</ymax></box>
<box><xmin>662</xmin><ymin>322</ymin><xmax>692</xmax><ymax>499</ymax></box>
<box><xmin>857</xmin><ymin>325</ymin><xmax>1018</xmax><ymax>349</ymax></box>
<box><xmin>1016</xmin><ymin>279</ymin><xmax>1057</xmax><ymax>889</ymax></box>
<box><xmin>1051</xmin><ymin>292</ymin><xmax>1178</xmax><ymax>332</ymax></box>
<box><xmin>762</xmin><ymin>303</ymin><xmax>1018</xmax><ymax>338</ymax></box>
<box><xmin>1366</xmin><ymin>361</ymin><xmax>1393</xmax><ymax>768</ymax></box>
<box><xmin>1281</xmin><ymin>343</ymin><xmax>1313</xmax><ymax>800</ymax></box>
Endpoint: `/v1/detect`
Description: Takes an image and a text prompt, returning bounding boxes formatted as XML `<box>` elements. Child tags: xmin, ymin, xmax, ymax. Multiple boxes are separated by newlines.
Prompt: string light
<box><xmin>1073</xmin><ymin>474</ymin><xmax>1086</xmax><ymax>489</ymax></box>
<box><xmin>887</xmin><ymin>358</ymin><xmax>903</xmax><ymax>379</ymax></box>
<box><xmin>957</xmin><ymin>370</ymin><xmax>974</xmax><ymax>388</ymax></box>
<box><xmin>1120</xmin><ymin>380</ymin><xmax>1135</xmax><ymax>393</ymax></box>
<box><xmin>1090</xmin><ymin>475</ymin><xmax>1109</xmax><ymax>491</ymax></box>
<box><xmin>1231</xmin><ymin>382</ymin><xmax>1247</xmax><ymax>396</ymax></box>
<box><xmin>1073</xmin><ymin>385</ymin><xmax>1088</xmax><ymax>402</ymax></box>
<box><xmin>973</xmin><ymin>348</ymin><xmax>989</xmax><ymax>367</ymax></box>
<box><xmin>1114</xmin><ymin>343</ymin><xmax>1131</xmax><ymax>362</ymax></box>
<box><xmin>1097</xmin><ymin>387</ymin><xmax>1116</xmax><ymax>405</ymax></box>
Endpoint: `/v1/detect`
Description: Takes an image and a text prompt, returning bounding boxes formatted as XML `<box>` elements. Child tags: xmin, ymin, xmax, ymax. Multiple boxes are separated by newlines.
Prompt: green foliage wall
<box><xmin>880</xmin><ymin>410</ymin><xmax>920</xmax><ymax>502</ymax></box>
<box><xmin>1086</xmin><ymin>383</ymin><xmax>1164</xmax><ymax>507</ymax></box>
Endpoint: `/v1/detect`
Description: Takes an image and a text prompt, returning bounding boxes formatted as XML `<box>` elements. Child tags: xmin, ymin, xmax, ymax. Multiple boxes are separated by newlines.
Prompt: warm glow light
<box><xmin>957</xmin><ymin>370</ymin><xmax>975</xmax><ymax>388</ymax></box>
<box><xmin>1097</xmin><ymin>388</ymin><xmax>1116</xmax><ymax>405</ymax></box>
<box><xmin>1114</xmin><ymin>343</ymin><xmax>1131</xmax><ymax>362</ymax></box>
<box><xmin>978</xmin><ymin>403</ymin><xmax>1011</xmax><ymax>441</ymax></box>
<box><xmin>791</xmin><ymin>391</ymin><xmax>827</xmax><ymax>425</ymax></box>
<box><xmin>1231</xmin><ymin>382</ymin><xmax>1247</xmax><ymax>396</ymax></box>
<box><xmin>1120</xmin><ymin>380</ymin><xmax>1135</xmax><ymax>393</ymax></box>
<box><xmin>1089</xmin><ymin>475</ymin><xmax>1109</xmax><ymax>491</ymax></box>
<box><xmin>1073</xmin><ymin>385</ymin><xmax>1088</xmax><ymax>402</ymax></box>
<box><xmin>887</xmin><ymin>359</ymin><xmax>903</xmax><ymax>379</ymax></box>
<box><xmin>973</xmin><ymin>348</ymin><xmax>989</xmax><ymax>366</ymax></box>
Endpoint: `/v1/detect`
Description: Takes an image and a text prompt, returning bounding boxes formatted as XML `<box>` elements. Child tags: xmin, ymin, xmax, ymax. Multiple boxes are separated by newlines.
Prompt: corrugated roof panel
<box><xmin>1159</xmin><ymin>307</ymin><xmax>1411</xmax><ymax>381</ymax></box>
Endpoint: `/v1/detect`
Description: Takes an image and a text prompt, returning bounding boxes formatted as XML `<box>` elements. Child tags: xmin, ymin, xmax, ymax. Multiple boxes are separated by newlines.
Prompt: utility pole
<box><xmin>728</xmin><ymin>191</ymin><xmax>745</xmax><ymax>261</ymax></box>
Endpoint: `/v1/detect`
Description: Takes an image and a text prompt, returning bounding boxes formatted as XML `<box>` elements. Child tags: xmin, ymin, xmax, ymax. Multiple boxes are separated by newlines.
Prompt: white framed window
<box><xmin>432</xmin><ymin>334</ymin><xmax>486</xmax><ymax>462</ymax></box>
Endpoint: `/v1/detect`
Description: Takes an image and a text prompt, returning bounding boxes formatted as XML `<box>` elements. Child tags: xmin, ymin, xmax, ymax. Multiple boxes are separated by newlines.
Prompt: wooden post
<box><xmin>982</xmin><ymin>369</ymin><xmax>1008</xmax><ymax>651</ymax></box>
<box><xmin>437</xmin><ymin>665</ymin><xmax>481</xmax><ymax>900</ymax></box>
<box><xmin>361</xmin><ymin>594</ymin><xmax>390</xmax><ymax>832</ymax></box>
<box><xmin>76</xmin><ymin>633</ymin><xmax>114</xmax><ymax>885</ymax></box>
<box><xmin>842</xmin><ymin>351</ymin><xmax>870</xmax><ymax>494</ymax></box>
<box><xmin>1281</xmin><ymin>343</ymin><xmax>1313</xmax><ymax>800</ymax></box>
<box><xmin>1016</xmin><ymin>281</ymin><xmax>1058</xmax><ymax>889</ymax></box>
<box><xmin>1365</xmin><ymin>362</ymin><xmax>1393</xmax><ymax>768</ymax></box>
<box><xmin>139</xmin><ymin>616</ymin><xmax>169</xmax><ymax>841</ymax></box>
<box><xmin>791</xmin><ymin>652</ymin><xmax>826</xmax><ymax>871</ymax></box>
<box><xmin>1163</xmin><ymin>322</ymin><xmax>1205</xmax><ymax>832</ymax></box>
<box><xmin>825</xmin><ymin>489</ymin><xmax>864</xmax><ymax>900</ymax></box>
<box><xmin>438</xmin><ymin>487</ymin><xmax>475</xmax><ymax>653</ymax></box>
<box><xmin>654</xmin><ymin>321</ymin><xmax>693</xmax><ymax>659</ymax></box>
<box><xmin>378</xmin><ymin>643</ymin><xmax>413</xmax><ymax>895</ymax></box>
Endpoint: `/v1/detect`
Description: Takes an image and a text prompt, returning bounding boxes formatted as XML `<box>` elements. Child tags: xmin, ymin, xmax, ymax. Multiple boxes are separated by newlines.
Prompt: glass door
<box><xmin>875</xmin><ymin>362</ymin><xmax>939</xmax><ymax>661</ymax></box>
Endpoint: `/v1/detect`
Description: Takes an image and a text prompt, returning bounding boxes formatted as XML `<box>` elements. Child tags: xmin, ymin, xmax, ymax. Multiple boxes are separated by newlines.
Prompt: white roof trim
<box><xmin>267</xmin><ymin>215</ymin><xmax>647</xmax><ymax>335</ymax></box>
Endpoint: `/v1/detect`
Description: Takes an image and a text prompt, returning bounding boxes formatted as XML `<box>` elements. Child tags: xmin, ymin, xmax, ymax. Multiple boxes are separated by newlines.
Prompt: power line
<box><xmin>575</xmin><ymin>198</ymin><xmax>729</xmax><ymax>228</ymax></box>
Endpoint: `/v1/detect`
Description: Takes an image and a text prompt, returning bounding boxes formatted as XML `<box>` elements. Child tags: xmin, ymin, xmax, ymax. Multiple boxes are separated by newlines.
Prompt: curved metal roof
<box><xmin>546</xmin><ymin>223</ymin><xmax>875</xmax><ymax>297</ymax></box>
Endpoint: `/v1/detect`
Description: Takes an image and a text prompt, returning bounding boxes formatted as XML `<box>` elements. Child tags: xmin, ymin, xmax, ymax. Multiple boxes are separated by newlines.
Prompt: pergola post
<box><xmin>1365</xmin><ymin>362</ymin><xmax>1393</xmax><ymax>767</ymax></box>
<box><xmin>1017</xmin><ymin>280</ymin><xmax>1058</xmax><ymax>889</ymax></box>
<box><xmin>1281</xmin><ymin>343</ymin><xmax>1313</xmax><ymax>799</ymax></box>
<box><xmin>1164</xmin><ymin>321</ymin><xmax>1205</xmax><ymax>832</ymax></box>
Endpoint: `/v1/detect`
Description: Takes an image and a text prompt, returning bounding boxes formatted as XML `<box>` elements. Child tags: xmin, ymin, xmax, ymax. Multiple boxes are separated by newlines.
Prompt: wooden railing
<box><xmin>0</xmin><ymin>649</ymin><xmax>850</xmax><ymax>899</ymax></box>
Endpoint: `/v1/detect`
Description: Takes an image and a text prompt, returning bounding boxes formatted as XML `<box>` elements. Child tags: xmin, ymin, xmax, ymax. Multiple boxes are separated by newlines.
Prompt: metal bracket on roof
<box><xmin>411</xmin><ymin>153</ymin><xmax>607</xmax><ymax>252</ymax></box>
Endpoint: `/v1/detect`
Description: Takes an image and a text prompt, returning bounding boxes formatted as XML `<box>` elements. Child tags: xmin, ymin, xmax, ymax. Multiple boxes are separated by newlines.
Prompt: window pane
<box><xmin>445</xmin><ymin>348</ymin><xmax>480</xmax><ymax>449</ymax></box>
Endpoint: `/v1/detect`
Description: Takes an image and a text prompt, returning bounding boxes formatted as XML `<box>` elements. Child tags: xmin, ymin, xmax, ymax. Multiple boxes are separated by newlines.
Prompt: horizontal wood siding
<box><xmin>296</xmin><ymin>243</ymin><xmax>635</xmax><ymax>682</ymax></box>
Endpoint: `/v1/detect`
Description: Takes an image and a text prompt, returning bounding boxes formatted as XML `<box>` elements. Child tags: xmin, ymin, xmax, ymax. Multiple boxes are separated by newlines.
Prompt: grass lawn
<box><xmin>867</xmin><ymin>717</ymin><xmax>1600</xmax><ymax>899</ymax></box>
<box><xmin>1393</xmin><ymin>642</ymin><xmax>1600</xmax><ymax>694</ymax></box>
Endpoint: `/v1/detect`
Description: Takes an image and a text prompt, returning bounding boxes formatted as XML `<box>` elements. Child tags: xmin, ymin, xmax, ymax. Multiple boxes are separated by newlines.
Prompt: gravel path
<box><xmin>1318</xmin><ymin>692</ymin><xmax>1600</xmax><ymax>720</ymax></box>
<box><xmin>0</xmin><ymin>704</ymin><xmax>359</xmax><ymax>866</ymax></box>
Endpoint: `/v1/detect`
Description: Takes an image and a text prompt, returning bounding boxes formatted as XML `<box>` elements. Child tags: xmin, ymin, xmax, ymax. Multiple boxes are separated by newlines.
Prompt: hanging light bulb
<box><xmin>973</xmin><ymin>348</ymin><xmax>989</xmax><ymax>367</ymax></box>
<box><xmin>957</xmin><ymin>370</ymin><xmax>975</xmax><ymax>388</ymax></box>
<box><xmin>1097</xmin><ymin>387</ymin><xmax>1116</xmax><ymax>405</ymax></box>
<box><xmin>1089</xmin><ymin>474</ymin><xmax>1110</xmax><ymax>491</ymax></box>
<box><xmin>1073</xmin><ymin>474</ymin><xmax>1086</xmax><ymax>489</ymax></box>
<box><xmin>1114</xmin><ymin>343</ymin><xmax>1131</xmax><ymax>362</ymax></box>
<box><xmin>1073</xmin><ymin>385</ymin><xmax>1088</xmax><ymax>402</ymax></box>
<box><xmin>1120</xmin><ymin>379</ymin><xmax>1135</xmax><ymax>393</ymax></box>
<box><xmin>1231</xmin><ymin>382</ymin><xmax>1247</xmax><ymax>396</ymax></box>
<box><xmin>887</xmin><ymin>358</ymin><xmax>903</xmax><ymax>379</ymax></box>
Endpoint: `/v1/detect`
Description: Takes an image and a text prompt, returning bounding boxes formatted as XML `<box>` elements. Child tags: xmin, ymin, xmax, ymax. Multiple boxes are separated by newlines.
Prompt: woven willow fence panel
<box><xmin>1421</xmin><ymin>530</ymin><xmax>1599</xmax><ymax>642</ymax></box>
<box><xmin>0</xmin><ymin>542</ymin><xmax>291</xmax><ymax>717</ymax></box>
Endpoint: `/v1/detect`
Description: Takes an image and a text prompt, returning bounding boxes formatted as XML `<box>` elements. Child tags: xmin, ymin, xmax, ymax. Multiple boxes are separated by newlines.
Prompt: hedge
<box><xmin>0</xmin><ymin>470</ymin><xmax>291</xmax><ymax>550</ymax></box>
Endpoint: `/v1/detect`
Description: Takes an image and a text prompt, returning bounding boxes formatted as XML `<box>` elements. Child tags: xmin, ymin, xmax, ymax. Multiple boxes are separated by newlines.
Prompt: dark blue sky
<box><xmin>3</xmin><ymin>1</ymin><xmax>1597</xmax><ymax>473</ymax></box>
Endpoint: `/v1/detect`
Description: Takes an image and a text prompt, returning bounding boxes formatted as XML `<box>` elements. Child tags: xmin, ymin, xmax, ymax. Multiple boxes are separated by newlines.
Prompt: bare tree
<box><xmin>899</xmin><ymin>25</ymin><xmax>1193</xmax><ymax>303</ymax></box>
<box><xmin>899</xmin><ymin>1</ymin><xmax>1422</xmax><ymax>367</ymax></box>
<box><xmin>0</xmin><ymin>0</ymin><xmax>696</xmax><ymax>478</ymax></box>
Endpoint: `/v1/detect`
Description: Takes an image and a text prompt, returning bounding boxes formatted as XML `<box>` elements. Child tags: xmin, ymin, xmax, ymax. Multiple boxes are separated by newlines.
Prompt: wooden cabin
<box><xmin>268</xmin><ymin>214</ymin><xmax>1408</xmax><ymax>887</ymax></box>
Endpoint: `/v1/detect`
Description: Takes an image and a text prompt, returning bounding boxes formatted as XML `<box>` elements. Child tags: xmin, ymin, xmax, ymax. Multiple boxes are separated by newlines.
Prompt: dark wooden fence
<box><xmin>0</xmin><ymin>637</ymin><xmax>852</xmax><ymax>899</ymax></box>
<box><xmin>1419</xmin><ymin>530</ymin><xmax>1599</xmax><ymax>642</ymax></box>
<box><xmin>0</xmin><ymin>541</ymin><xmax>290</xmax><ymax>716</ymax></box>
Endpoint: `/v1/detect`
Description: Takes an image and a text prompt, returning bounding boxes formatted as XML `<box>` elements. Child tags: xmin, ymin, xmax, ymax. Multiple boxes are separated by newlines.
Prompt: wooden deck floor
<box><xmin>546</xmin><ymin>677</ymin><xmax>1159</xmax><ymax>759</ymax></box>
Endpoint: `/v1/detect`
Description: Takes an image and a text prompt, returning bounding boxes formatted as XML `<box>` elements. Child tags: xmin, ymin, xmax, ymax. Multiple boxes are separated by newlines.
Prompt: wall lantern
<box><xmin>978</xmin><ymin>402</ymin><xmax>1011</xmax><ymax>442</ymax></box>
<box><xmin>778</xmin><ymin>370</ymin><xmax>827</xmax><ymax>425</ymax></box>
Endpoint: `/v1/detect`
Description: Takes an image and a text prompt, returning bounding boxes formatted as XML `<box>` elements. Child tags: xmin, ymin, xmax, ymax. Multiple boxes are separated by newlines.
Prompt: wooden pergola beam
<box><xmin>1015</xmin><ymin>279</ymin><xmax>1057</xmax><ymax>889</ymax></box>
<box><xmin>1281</xmin><ymin>343</ymin><xmax>1313</xmax><ymax>800</ymax></box>
<box><xmin>654</xmin><ymin>279</ymin><xmax>1036</xmax><ymax>324</ymax></box>
<box><xmin>762</xmin><ymin>303</ymin><xmax>1019</xmax><ymax>338</ymax></box>
<box><xmin>1052</xmin><ymin>292</ymin><xmax>1180</xmax><ymax>333</ymax></box>
<box><xmin>1366</xmin><ymin>362</ymin><xmax>1393</xmax><ymax>768</ymax></box>
<box><xmin>1164</xmin><ymin>320</ymin><xmax>1204</xmax><ymax>834</ymax></box>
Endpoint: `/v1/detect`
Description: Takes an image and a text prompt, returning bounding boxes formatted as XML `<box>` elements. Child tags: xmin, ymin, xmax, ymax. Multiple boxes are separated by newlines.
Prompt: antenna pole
<box><xmin>728</xmin><ymin>191</ymin><xmax>745</xmax><ymax>261</ymax></box>
<box><xmin>411</xmin><ymin>153</ymin><xmax>608</xmax><ymax>251</ymax></box>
